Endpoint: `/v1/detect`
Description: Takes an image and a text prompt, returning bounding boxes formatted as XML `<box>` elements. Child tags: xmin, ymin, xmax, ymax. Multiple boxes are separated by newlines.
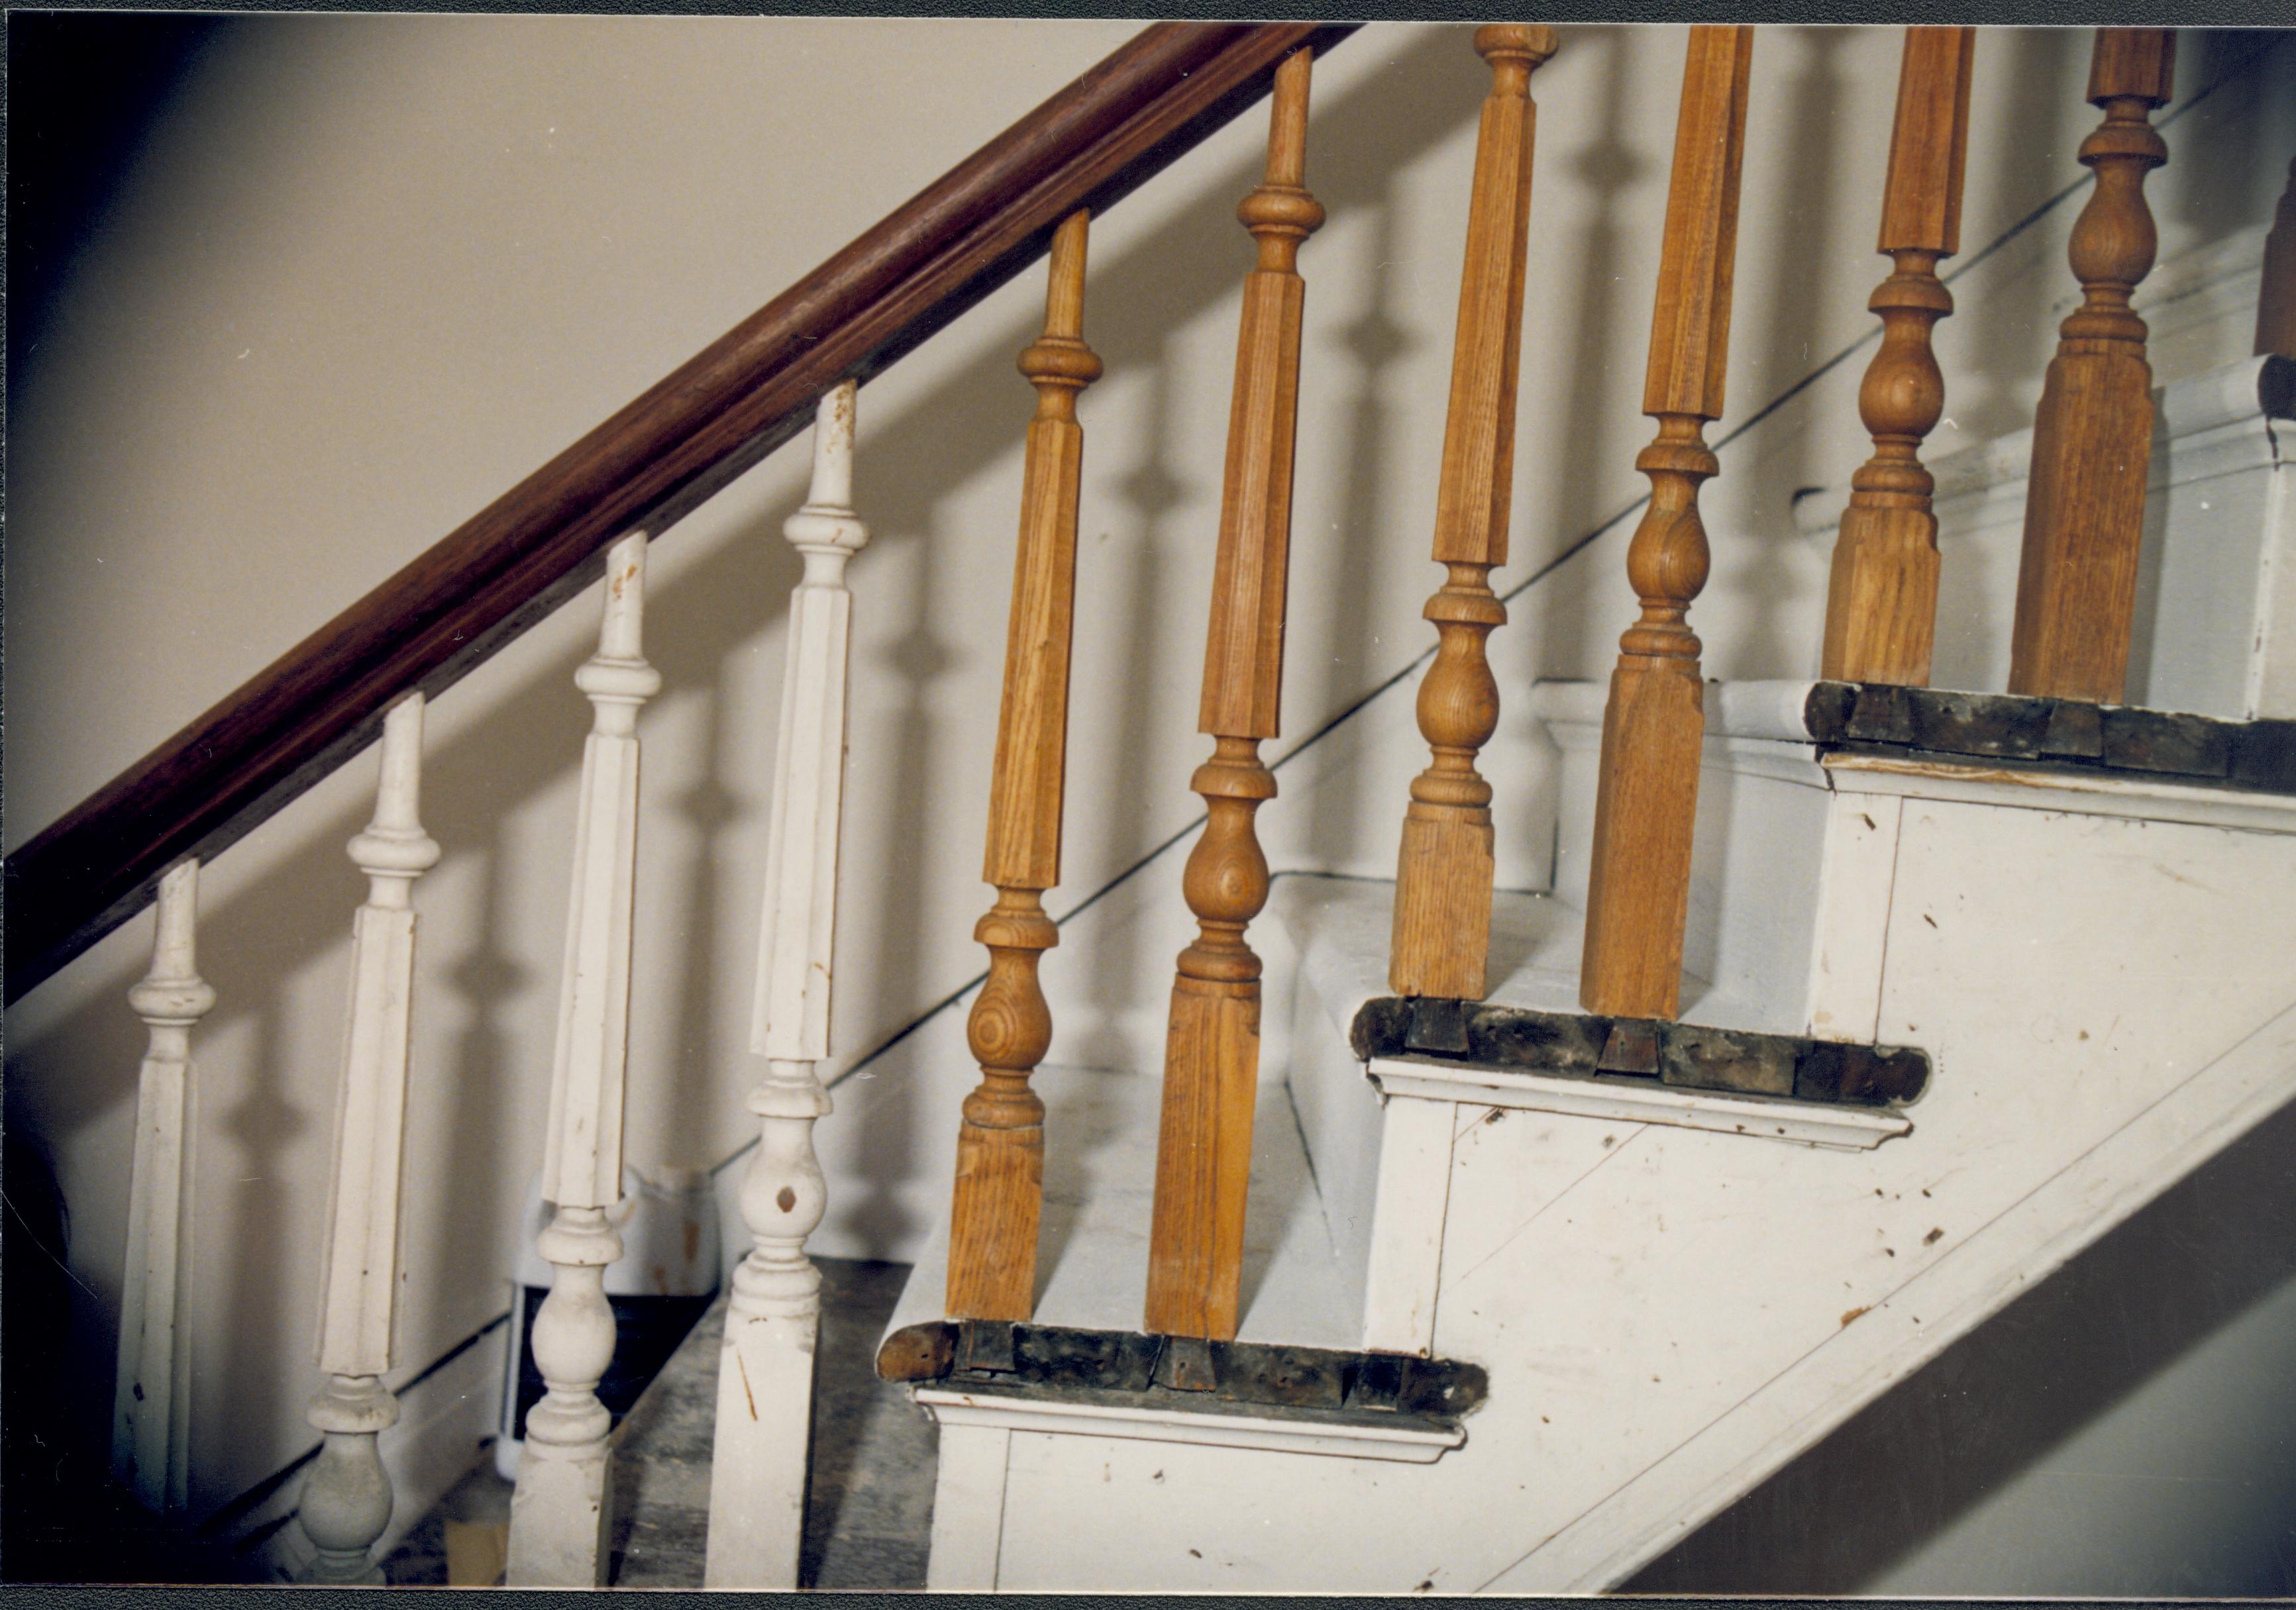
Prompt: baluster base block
<box><xmin>1390</xmin><ymin>805</ymin><xmax>1496</xmax><ymax>1001</ymax></box>
<box><xmin>947</xmin><ymin>1121</ymin><xmax>1045</xmax><ymax>1322</ymax></box>
<box><xmin>703</xmin><ymin>1304</ymin><xmax>822</xmax><ymax>1587</ymax></box>
<box><xmin>1580</xmin><ymin>661</ymin><xmax>1705</xmax><ymax>1021</ymax></box>
<box><xmin>505</xmin><ymin>1435</ymin><xmax>614</xmax><ymax>1587</ymax></box>
<box><xmin>2009</xmin><ymin>351</ymin><xmax>2158</xmax><ymax>704</ymax></box>
<box><xmin>1144</xmin><ymin>977</ymin><xmax>1261</xmax><ymax>1341</ymax></box>
<box><xmin>1822</xmin><ymin>504</ymin><xmax>1942</xmax><ymax>687</ymax></box>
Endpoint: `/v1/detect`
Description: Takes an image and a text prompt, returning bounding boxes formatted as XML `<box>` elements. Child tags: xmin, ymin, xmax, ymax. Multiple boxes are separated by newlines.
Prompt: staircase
<box><xmin>7</xmin><ymin>17</ymin><xmax>2296</xmax><ymax>1593</ymax></box>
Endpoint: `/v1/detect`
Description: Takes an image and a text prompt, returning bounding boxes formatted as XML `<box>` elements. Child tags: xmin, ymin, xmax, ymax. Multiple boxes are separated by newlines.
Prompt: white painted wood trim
<box><xmin>925</xmin><ymin>1422</ymin><xmax>1012</xmax><ymax>1590</ymax></box>
<box><xmin>301</xmin><ymin>693</ymin><xmax>439</xmax><ymax>1584</ymax></box>
<box><xmin>915</xmin><ymin>1386</ymin><xmax>1467</xmax><ymax>1464</ymax></box>
<box><xmin>1800</xmin><ymin>791</ymin><xmax>1903</xmax><ymax>1045</ymax></box>
<box><xmin>1368</xmin><ymin>1058</ymin><xmax>1911</xmax><ymax>1152</ymax></box>
<box><xmin>1488</xmin><ymin>993</ymin><xmax>2296</xmax><ymax>1593</ymax></box>
<box><xmin>706</xmin><ymin>383</ymin><xmax>865</xmax><ymax>1590</ymax></box>
<box><xmin>1823</xmin><ymin>752</ymin><xmax>2296</xmax><ymax>836</ymax></box>
<box><xmin>113</xmin><ymin>858</ymin><xmax>213</xmax><ymax>1513</ymax></box>
<box><xmin>508</xmin><ymin>530</ymin><xmax>660</xmax><ymax>1587</ymax></box>
<box><xmin>1359</xmin><ymin>1093</ymin><xmax>1456</xmax><ymax>1358</ymax></box>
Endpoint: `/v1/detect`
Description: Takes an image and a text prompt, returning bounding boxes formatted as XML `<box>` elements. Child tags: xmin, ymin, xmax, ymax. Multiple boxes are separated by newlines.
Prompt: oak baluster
<box><xmin>1820</xmin><ymin>26</ymin><xmax>1975</xmax><ymax>687</ymax></box>
<box><xmin>1390</xmin><ymin>26</ymin><xmax>1556</xmax><ymax>1003</ymax></box>
<box><xmin>299</xmin><ymin>694</ymin><xmax>440</xmax><ymax>1584</ymax></box>
<box><xmin>113</xmin><ymin>858</ymin><xmax>213</xmax><ymax>1515</ymax></box>
<box><xmin>506</xmin><ymin>532</ymin><xmax>660</xmax><ymax>1585</ymax></box>
<box><xmin>2007</xmin><ymin>28</ymin><xmax>2175</xmax><ymax>704</ymax></box>
<box><xmin>947</xmin><ymin>211</ymin><xmax>1102</xmax><ymax>1323</ymax></box>
<box><xmin>704</xmin><ymin>383</ymin><xmax>865</xmax><ymax>1590</ymax></box>
<box><xmin>1579</xmin><ymin>24</ymin><xmax>1754</xmax><ymax>1022</ymax></box>
<box><xmin>1144</xmin><ymin>46</ymin><xmax>1322</xmax><ymax>1342</ymax></box>
<box><xmin>2260</xmin><ymin>156</ymin><xmax>2295</xmax><ymax>360</ymax></box>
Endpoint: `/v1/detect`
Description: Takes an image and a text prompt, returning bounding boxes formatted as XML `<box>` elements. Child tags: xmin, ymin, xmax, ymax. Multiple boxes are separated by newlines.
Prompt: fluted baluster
<box><xmin>705</xmin><ymin>383</ymin><xmax>865</xmax><ymax>1589</ymax></box>
<box><xmin>2008</xmin><ymin>28</ymin><xmax>2175</xmax><ymax>704</ymax></box>
<box><xmin>506</xmin><ymin>531</ymin><xmax>660</xmax><ymax>1585</ymax></box>
<box><xmin>1820</xmin><ymin>26</ymin><xmax>1975</xmax><ymax>687</ymax></box>
<box><xmin>1579</xmin><ymin>24</ymin><xmax>1754</xmax><ymax>1021</ymax></box>
<box><xmin>113</xmin><ymin>858</ymin><xmax>213</xmax><ymax>1514</ymax></box>
<box><xmin>299</xmin><ymin>693</ymin><xmax>439</xmax><ymax>1584</ymax></box>
<box><xmin>947</xmin><ymin>212</ymin><xmax>1102</xmax><ymax>1323</ymax></box>
<box><xmin>1145</xmin><ymin>45</ymin><xmax>1322</xmax><ymax>1342</ymax></box>
<box><xmin>1390</xmin><ymin>25</ymin><xmax>1555</xmax><ymax>1003</ymax></box>
<box><xmin>2259</xmin><ymin>156</ymin><xmax>2294</xmax><ymax>360</ymax></box>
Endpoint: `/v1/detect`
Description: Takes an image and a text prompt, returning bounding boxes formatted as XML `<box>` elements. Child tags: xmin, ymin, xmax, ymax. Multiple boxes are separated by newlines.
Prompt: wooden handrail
<box><xmin>2</xmin><ymin>20</ymin><xmax>1357</xmax><ymax>1005</ymax></box>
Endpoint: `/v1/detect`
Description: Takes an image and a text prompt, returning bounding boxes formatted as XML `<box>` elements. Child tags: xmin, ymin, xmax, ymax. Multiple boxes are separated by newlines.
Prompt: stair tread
<box><xmin>885</xmin><ymin>1066</ymin><xmax>1359</xmax><ymax>1355</ymax></box>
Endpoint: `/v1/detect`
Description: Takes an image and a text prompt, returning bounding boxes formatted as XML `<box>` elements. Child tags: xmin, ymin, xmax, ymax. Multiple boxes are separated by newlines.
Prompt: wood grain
<box><xmin>1390</xmin><ymin>25</ymin><xmax>1557</xmax><ymax>1003</ymax></box>
<box><xmin>1579</xmin><ymin>24</ymin><xmax>1753</xmax><ymax>1022</ymax></box>
<box><xmin>2</xmin><ymin>21</ymin><xmax>1359</xmax><ymax>1006</ymax></box>
<box><xmin>1820</xmin><ymin>26</ymin><xmax>1974</xmax><ymax>688</ymax></box>
<box><xmin>2008</xmin><ymin>28</ymin><xmax>2175</xmax><ymax>704</ymax></box>
<box><xmin>1145</xmin><ymin>47</ymin><xmax>1321</xmax><ymax>1342</ymax></box>
<box><xmin>2261</xmin><ymin>155</ymin><xmax>2295</xmax><ymax>360</ymax></box>
<box><xmin>947</xmin><ymin>211</ymin><xmax>1102</xmax><ymax>1323</ymax></box>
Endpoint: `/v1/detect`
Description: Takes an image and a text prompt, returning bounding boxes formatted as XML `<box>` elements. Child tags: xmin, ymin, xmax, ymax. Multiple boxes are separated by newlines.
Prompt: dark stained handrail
<box><xmin>4</xmin><ymin>21</ymin><xmax>1358</xmax><ymax>1003</ymax></box>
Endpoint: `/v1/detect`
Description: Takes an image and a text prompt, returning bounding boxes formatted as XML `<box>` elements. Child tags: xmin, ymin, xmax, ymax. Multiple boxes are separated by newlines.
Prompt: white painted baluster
<box><xmin>113</xmin><ymin>858</ymin><xmax>213</xmax><ymax>1513</ymax></box>
<box><xmin>704</xmin><ymin>381</ymin><xmax>865</xmax><ymax>1589</ymax></box>
<box><xmin>297</xmin><ymin>693</ymin><xmax>440</xmax><ymax>1585</ymax></box>
<box><xmin>507</xmin><ymin>531</ymin><xmax>661</xmax><ymax>1586</ymax></box>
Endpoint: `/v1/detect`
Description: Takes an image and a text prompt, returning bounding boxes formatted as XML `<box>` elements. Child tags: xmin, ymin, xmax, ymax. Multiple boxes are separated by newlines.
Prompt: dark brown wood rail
<box><xmin>3</xmin><ymin>21</ymin><xmax>1357</xmax><ymax>1005</ymax></box>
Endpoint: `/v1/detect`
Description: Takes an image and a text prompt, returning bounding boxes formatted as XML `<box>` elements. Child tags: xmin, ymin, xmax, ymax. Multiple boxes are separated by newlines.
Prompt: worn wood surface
<box><xmin>2008</xmin><ymin>28</ymin><xmax>2175</xmax><ymax>703</ymax></box>
<box><xmin>301</xmin><ymin>695</ymin><xmax>439</xmax><ymax>1584</ymax></box>
<box><xmin>949</xmin><ymin>212</ymin><xmax>1102</xmax><ymax>1324</ymax></box>
<box><xmin>1146</xmin><ymin>47</ymin><xmax>1322</xmax><ymax>1343</ymax></box>
<box><xmin>1821</xmin><ymin>26</ymin><xmax>1974</xmax><ymax>687</ymax></box>
<box><xmin>1579</xmin><ymin>25</ymin><xmax>1753</xmax><ymax>1021</ymax></box>
<box><xmin>112</xmin><ymin>859</ymin><xmax>212</xmax><ymax>1515</ymax></box>
<box><xmin>507</xmin><ymin>532</ymin><xmax>659</xmax><ymax>1587</ymax></box>
<box><xmin>709</xmin><ymin>389</ymin><xmax>866</xmax><ymax>1589</ymax></box>
<box><xmin>2262</xmin><ymin>156</ymin><xmax>2295</xmax><ymax>360</ymax></box>
<box><xmin>1</xmin><ymin>21</ymin><xmax>1359</xmax><ymax>1007</ymax></box>
<box><xmin>1390</xmin><ymin>26</ymin><xmax>1555</xmax><ymax>1003</ymax></box>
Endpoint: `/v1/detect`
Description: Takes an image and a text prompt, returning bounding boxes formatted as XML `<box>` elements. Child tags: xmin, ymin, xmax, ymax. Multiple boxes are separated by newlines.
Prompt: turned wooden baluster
<box><xmin>947</xmin><ymin>211</ymin><xmax>1102</xmax><ymax>1323</ymax></box>
<box><xmin>2260</xmin><ymin>156</ymin><xmax>2295</xmax><ymax>360</ymax></box>
<box><xmin>1820</xmin><ymin>26</ymin><xmax>1975</xmax><ymax>687</ymax></box>
<box><xmin>1579</xmin><ymin>24</ymin><xmax>1753</xmax><ymax>1022</ymax></box>
<box><xmin>1390</xmin><ymin>25</ymin><xmax>1556</xmax><ymax>1003</ymax></box>
<box><xmin>113</xmin><ymin>858</ymin><xmax>212</xmax><ymax>1515</ymax></box>
<box><xmin>1144</xmin><ymin>46</ymin><xmax>1322</xmax><ymax>1342</ymax></box>
<box><xmin>2008</xmin><ymin>29</ymin><xmax>2175</xmax><ymax>704</ymax></box>
<box><xmin>299</xmin><ymin>694</ymin><xmax>439</xmax><ymax>1584</ymax></box>
<box><xmin>506</xmin><ymin>532</ymin><xmax>660</xmax><ymax>1585</ymax></box>
<box><xmin>705</xmin><ymin>383</ymin><xmax>864</xmax><ymax>1590</ymax></box>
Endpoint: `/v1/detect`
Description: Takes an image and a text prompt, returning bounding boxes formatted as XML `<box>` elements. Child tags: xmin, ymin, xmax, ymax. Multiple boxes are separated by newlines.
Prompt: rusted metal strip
<box><xmin>1352</xmin><ymin>997</ymin><xmax>1930</xmax><ymax>1109</ymax></box>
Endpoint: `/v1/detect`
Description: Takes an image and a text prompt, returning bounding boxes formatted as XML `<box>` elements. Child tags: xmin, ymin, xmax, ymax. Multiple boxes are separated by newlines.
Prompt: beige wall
<box><xmin>6</xmin><ymin>17</ymin><xmax>2292</xmax><ymax>1583</ymax></box>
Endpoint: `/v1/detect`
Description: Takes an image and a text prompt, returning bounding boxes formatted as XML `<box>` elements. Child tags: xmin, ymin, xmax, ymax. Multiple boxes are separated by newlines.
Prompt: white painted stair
<box><xmin>887</xmin><ymin>675</ymin><xmax>2296</xmax><ymax>1592</ymax></box>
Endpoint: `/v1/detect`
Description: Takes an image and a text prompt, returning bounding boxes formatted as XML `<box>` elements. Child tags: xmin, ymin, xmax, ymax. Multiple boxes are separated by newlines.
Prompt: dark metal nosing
<box><xmin>1361</xmin><ymin>997</ymin><xmax>1930</xmax><ymax>1109</ymax></box>
<box><xmin>1802</xmin><ymin>681</ymin><xmax>2296</xmax><ymax>794</ymax></box>
<box><xmin>875</xmin><ymin>1319</ymin><xmax>1488</xmax><ymax>1428</ymax></box>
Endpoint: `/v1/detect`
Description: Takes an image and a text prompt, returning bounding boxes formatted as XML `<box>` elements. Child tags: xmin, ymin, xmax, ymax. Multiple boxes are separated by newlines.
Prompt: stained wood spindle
<box><xmin>2260</xmin><ymin>156</ymin><xmax>2295</xmax><ymax>360</ymax></box>
<box><xmin>299</xmin><ymin>693</ymin><xmax>439</xmax><ymax>1584</ymax></box>
<box><xmin>1390</xmin><ymin>25</ymin><xmax>1556</xmax><ymax>1003</ymax></box>
<box><xmin>113</xmin><ymin>858</ymin><xmax>212</xmax><ymax>1514</ymax></box>
<box><xmin>507</xmin><ymin>531</ymin><xmax>660</xmax><ymax>1585</ymax></box>
<box><xmin>705</xmin><ymin>383</ymin><xmax>865</xmax><ymax>1589</ymax></box>
<box><xmin>1144</xmin><ymin>45</ymin><xmax>1322</xmax><ymax>1342</ymax></box>
<box><xmin>947</xmin><ymin>211</ymin><xmax>1102</xmax><ymax>1323</ymax></box>
<box><xmin>1820</xmin><ymin>26</ymin><xmax>1975</xmax><ymax>687</ymax></box>
<box><xmin>2007</xmin><ymin>28</ymin><xmax>2175</xmax><ymax>705</ymax></box>
<box><xmin>1578</xmin><ymin>24</ymin><xmax>1754</xmax><ymax>1022</ymax></box>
